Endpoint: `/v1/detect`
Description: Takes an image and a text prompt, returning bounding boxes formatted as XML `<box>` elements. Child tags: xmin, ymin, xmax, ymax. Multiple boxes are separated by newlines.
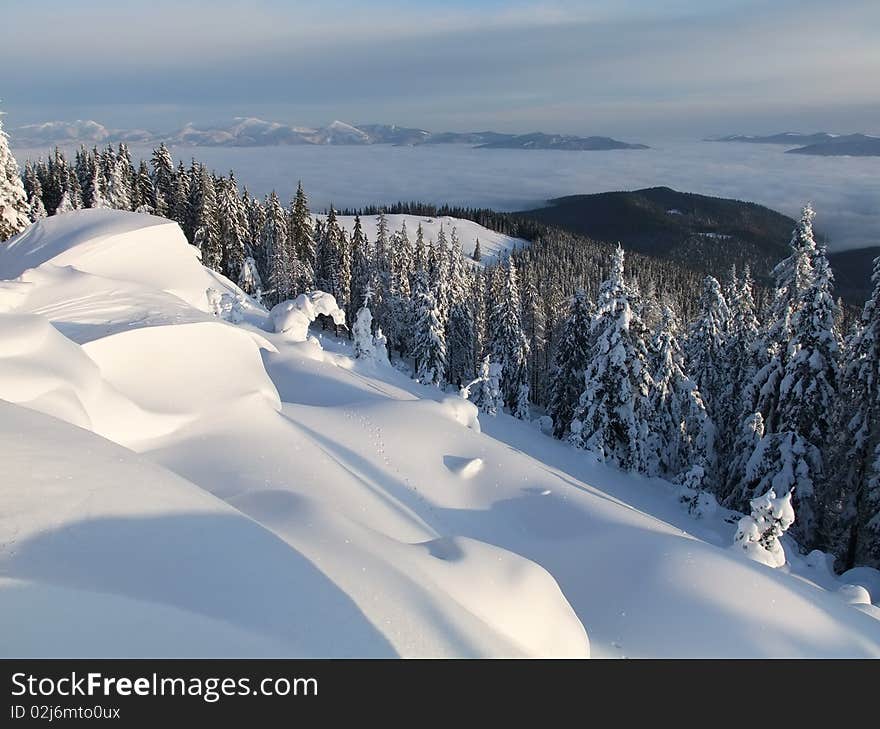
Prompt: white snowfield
<box><xmin>314</xmin><ymin>213</ymin><xmax>528</xmax><ymax>265</ymax></box>
<box><xmin>0</xmin><ymin>209</ymin><xmax>878</xmax><ymax>658</ymax></box>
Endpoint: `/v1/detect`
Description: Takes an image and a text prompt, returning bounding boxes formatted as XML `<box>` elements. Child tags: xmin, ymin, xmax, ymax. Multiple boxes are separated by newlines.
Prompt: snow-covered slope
<box><xmin>1</xmin><ymin>209</ymin><xmax>878</xmax><ymax>657</ymax></box>
<box><xmin>314</xmin><ymin>213</ymin><xmax>528</xmax><ymax>264</ymax></box>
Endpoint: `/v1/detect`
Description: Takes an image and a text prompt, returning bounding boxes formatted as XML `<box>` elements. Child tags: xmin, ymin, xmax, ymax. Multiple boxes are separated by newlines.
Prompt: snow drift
<box><xmin>0</xmin><ymin>209</ymin><xmax>878</xmax><ymax>657</ymax></box>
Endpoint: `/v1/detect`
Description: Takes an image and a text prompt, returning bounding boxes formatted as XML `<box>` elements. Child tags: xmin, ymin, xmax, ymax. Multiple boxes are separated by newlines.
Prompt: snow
<box><xmin>315</xmin><ymin>213</ymin><xmax>529</xmax><ymax>265</ymax></box>
<box><xmin>271</xmin><ymin>291</ymin><xmax>346</xmax><ymax>341</ymax></box>
<box><xmin>1</xmin><ymin>209</ymin><xmax>879</xmax><ymax>657</ymax></box>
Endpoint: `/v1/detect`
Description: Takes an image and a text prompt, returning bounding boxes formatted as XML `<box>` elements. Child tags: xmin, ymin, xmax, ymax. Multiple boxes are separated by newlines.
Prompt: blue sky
<box><xmin>3</xmin><ymin>0</ymin><xmax>878</xmax><ymax>137</ymax></box>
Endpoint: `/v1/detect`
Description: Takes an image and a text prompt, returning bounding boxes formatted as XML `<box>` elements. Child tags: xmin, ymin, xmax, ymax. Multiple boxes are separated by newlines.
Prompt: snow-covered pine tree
<box><xmin>318</xmin><ymin>205</ymin><xmax>345</xmax><ymax>308</ymax></box>
<box><xmin>150</xmin><ymin>143</ymin><xmax>175</xmax><ymax>216</ymax></box>
<box><xmin>216</xmin><ymin>172</ymin><xmax>248</xmax><ymax>282</ymax></box>
<box><xmin>263</xmin><ymin>191</ymin><xmax>291</xmax><ymax>305</ymax></box>
<box><xmin>241</xmin><ymin>189</ymin><xmax>266</xmax><ymax>278</ymax></box>
<box><xmin>133</xmin><ymin>160</ymin><xmax>157</xmax><ymax>213</ymax></box>
<box><xmin>289</xmin><ymin>181</ymin><xmax>316</xmax><ymax>289</ymax></box>
<box><xmin>774</xmin><ymin>245</ymin><xmax>839</xmax><ymax>549</ymax></box>
<box><xmin>649</xmin><ymin>305</ymin><xmax>715</xmax><ymax>482</ymax></box>
<box><xmin>74</xmin><ymin>146</ymin><xmax>95</xmax><ymax>209</ymax></box>
<box><xmin>569</xmin><ymin>246</ymin><xmax>654</xmax><ymax>471</ymax></box>
<box><xmin>238</xmin><ymin>256</ymin><xmax>262</xmax><ymax>299</ymax></box>
<box><xmin>352</xmin><ymin>286</ymin><xmax>386</xmax><ymax>363</ymax></box>
<box><xmin>468</xmin><ymin>355</ymin><xmax>503</xmax><ymax>416</ymax></box>
<box><xmin>487</xmin><ymin>255</ymin><xmax>530</xmax><ymax>417</ymax></box>
<box><xmin>720</xmin><ymin>267</ymin><xmax>760</xmax><ymax>464</ymax></box>
<box><xmin>105</xmin><ymin>154</ymin><xmax>132</xmax><ymax>211</ymax></box>
<box><xmin>410</xmin><ymin>269</ymin><xmax>446</xmax><ymax>387</ymax></box>
<box><xmin>472</xmin><ymin>238</ymin><xmax>482</xmax><ymax>262</ymax></box>
<box><xmin>413</xmin><ymin>222</ymin><xmax>427</xmax><ymax>273</ymax></box>
<box><xmin>190</xmin><ymin>165</ymin><xmax>221</xmax><ymax>271</ymax></box>
<box><xmin>827</xmin><ymin>254</ymin><xmax>880</xmax><ymax>568</ymax></box>
<box><xmin>548</xmin><ymin>289</ymin><xmax>593</xmax><ymax>438</ymax></box>
<box><xmin>350</xmin><ymin>215</ymin><xmax>374</xmax><ymax>313</ymax></box>
<box><xmin>684</xmin><ymin>276</ymin><xmax>730</xmax><ymax>421</ymax></box>
<box><xmin>733</xmin><ymin>488</ymin><xmax>795</xmax><ymax>568</ymax></box>
<box><xmin>743</xmin><ymin>204</ymin><xmax>819</xmax><ymax>433</ymax></box>
<box><xmin>22</xmin><ymin>161</ymin><xmax>47</xmax><ymax>222</ymax></box>
<box><xmin>169</xmin><ymin>161</ymin><xmax>190</xmax><ymax>233</ymax></box>
<box><xmin>2</xmin><ymin>112</ymin><xmax>31</xmax><ymax>238</ymax></box>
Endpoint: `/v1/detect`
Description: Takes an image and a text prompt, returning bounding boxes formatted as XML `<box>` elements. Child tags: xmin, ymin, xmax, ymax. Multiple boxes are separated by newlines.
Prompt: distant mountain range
<box><xmin>11</xmin><ymin>118</ymin><xmax>648</xmax><ymax>151</ymax></box>
<box><xmin>707</xmin><ymin>132</ymin><xmax>880</xmax><ymax>156</ymax></box>
<box><xmin>516</xmin><ymin>186</ymin><xmax>873</xmax><ymax>305</ymax></box>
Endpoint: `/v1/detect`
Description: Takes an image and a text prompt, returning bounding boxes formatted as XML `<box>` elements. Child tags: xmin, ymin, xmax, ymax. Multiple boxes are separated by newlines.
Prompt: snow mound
<box><xmin>444</xmin><ymin>456</ymin><xmax>484</xmax><ymax>479</ymax></box>
<box><xmin>82</xmin><ymin>321</ymin><xmax>281</xmax><ymax>419</ymax></box>
<box><xmin>271</xmin><ymin>291</ymin><xmax>345</xmax><ymax>340</ymax></box>
<box><xmin>0</xmin><ymin>209</ymin><xmax>234</xmax><ymax>311</ymax></box>
<box><xmin>0</xmin><ymin>312</ymin><xmax>186</xmax><ymax>445</ymax></box>
<box><xmin>838</xmin><ymin>584</ymin><xmax>872</xmax><ymax>606</ymax></box>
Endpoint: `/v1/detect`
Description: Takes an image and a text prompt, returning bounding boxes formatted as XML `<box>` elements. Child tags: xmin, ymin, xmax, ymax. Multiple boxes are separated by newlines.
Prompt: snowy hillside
<box><xmin>1</xmin><ymin>209</ymin><xmax>879</xmax><ymax>657</ymax></box>
<box><xmin>314</xmin><ymin>213</ymin><xmax>529</xmax><ymax>264</ymax></box>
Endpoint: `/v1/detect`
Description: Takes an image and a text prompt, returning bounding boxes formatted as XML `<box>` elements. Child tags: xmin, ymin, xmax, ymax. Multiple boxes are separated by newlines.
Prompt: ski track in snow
<box><xmin>0</xmin><ymin>209</ymin><xmax>879</xmax><ymax>658</ymax></box>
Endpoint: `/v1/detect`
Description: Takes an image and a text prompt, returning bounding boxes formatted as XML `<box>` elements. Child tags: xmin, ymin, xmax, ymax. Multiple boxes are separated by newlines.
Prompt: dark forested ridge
<box><xmin>516</xmin><ymin>187</ymin><xmax>873</xmax><ymax>305</ymax></box>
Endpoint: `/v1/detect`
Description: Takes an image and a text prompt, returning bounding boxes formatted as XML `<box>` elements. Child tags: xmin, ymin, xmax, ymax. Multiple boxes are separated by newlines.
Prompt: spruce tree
<box><xmin>649</xmin><ymin>306</ymin><xmax>716</xmax><ymax>482</ymax></box>
<box><xmin>569</xmin><ymin>246</ymin><xmax>654</xmax><ymax>471</ymax></box>
<box><xmin>1</xmin><ymin>110</ymin><xmax>31</xmax><ymax>239</ymax></box>
<box><xmin>150</xmin><ymin>143</ymin><xmax>175</xmax><ymax>216</ymax></box>
<box><xmin>216</xmin><ymin>172</ymin><xmax>248</xmax><ymax>281</ymax></box>
<box><xmin>410</xmin><ymin>270</ymin><xmax>446</xmax><ymax>387</ymax></box>
<box><xmin>684</xmin><ymin>276</ymin><xmax>730</xmax><ymax>421</ymax></box>
<box><xmin>289</xmin><ymin>181</ymin><xmax>316</xmax><ymax>287</ymax></box>
<box><xmin>263</xmin><ymin>191</ymin><xmax>291</xmax><ymax>305</ymax></box>
<box><xmin>548</xmin><ymin>289</ymin><xmax>593</xmax><ymax>438</ymax></box>
<box><xmin>829</xmin><ymin>254</ymin><xmax>880</xmax><ymax>568</ymax></box>
<box><xmin>487</xmin><ymin>256</ymin><xmax>530</xmax><ymax>417</ymax></box>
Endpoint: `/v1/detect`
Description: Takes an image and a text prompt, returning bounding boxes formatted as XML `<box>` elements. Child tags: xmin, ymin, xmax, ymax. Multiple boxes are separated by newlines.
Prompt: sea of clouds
<box><xmin>14</xmin><ymin>140</ymin><xmax>880</xmax><ymax>251</ymax></box>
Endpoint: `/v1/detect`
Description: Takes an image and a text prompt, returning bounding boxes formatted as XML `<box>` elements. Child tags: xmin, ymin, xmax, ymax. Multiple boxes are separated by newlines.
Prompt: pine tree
<box><xmin>289</xmin><ymin>181</ymin><xmax>315</xmax><ymax>288</ymax></box>
<box><xmin>410</xmin><ymin>270</ymin><xmax>446</xmax><ymax>387</ymax></box>
<box><xmin>150</xmin><ymin>143</ymin><xmax>175</xmax><ymax>216</ymax></box>
<box><xmin>22</xmin><ymin>162</ymin><xmax>47</xmax><ymax>222</ymax></box>
<box><xmin>263</xmin><ymin>191</ymin><xmax>290</xmax><ymax>305</ymax></box>
<box><xmin>468</xmin><ymin>356</ymin><xmax>503</xmax><ymax>415</ymax></box>
<box><xmin>775</xmin><ymin>246</ymin><xmax>838</xmax><ymax>548</ymax></box>
<box><xmin>569</xmin><ymin>246</ymin><xmax>654</xmax><ymax>471</ymax></box>
<box><xmin>472</xmin><ymin>238</ymin><xmax>482</xmax><ymax>262</ymax></box>
<box><xmin>190</xmin><ymin>165</ymin><xmax>221</xmax><ymax>271</ymax></box>
<box><xmin>548</xmin><ymin>289</ymin><xmax>593</xmax><ymax>438</ymax></box>
<box><xmin>487</xmin><ymin>255</ymin><xmax>530</xmax><ymax>417</ymax></box>
<box><xmin>829</xmin><ymin>254</ymin><xmax>880</xmax><ymax>568</ymax></box>
<box><xmin>133</xmin><ymin>160</ymin><xmax>157</xmax><ymax>213</ymax></box>
<box><xmin>649</xmin><ymin>306</ymin><xmax>716</xmax><ymax>481</ymax></box>
<box><xmin>744</xmin><ymin>204</ymin><xmax>819</xmax><ymax>433</ymax></box>
<box><xmin>350</xmin><ymin>215</ymin><xmax>375</xmax><ymax>313</ymax></box>
<box><xmin>684</xmin><ymin>276</ymin><xmax>730</xmax><ymax>421</ymax></box>
<box><xmin>105</xmin><ymin>153</ymin><xmax>132</xmax><ymax>211</ymax></box>
<box><xmin>169</xmin><ymin>162</ymin><xmax>190</xmax><ymax>232</ymax></box>
<box><xmin>722</xmin><ymin>267</ymin><xmax>760</xmax><ymax>458</ymax></box>
<box><xmin>733</xmin><ymin>488</ymin><xmax>795</xmax><ymax>568</ymax></box>
<box><xmin>318</xmin><ymin>206</ymin><xmax>345</xmax><ymax>308</ymax></box>
<box><xmin>216</xmin><ymin>172</ymin><xmax>247</xmax><ymax>281</ymax></box>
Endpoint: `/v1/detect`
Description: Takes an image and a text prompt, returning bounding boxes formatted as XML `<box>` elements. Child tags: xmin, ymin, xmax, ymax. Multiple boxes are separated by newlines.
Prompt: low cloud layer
<box><xmin>14</xmin><ymin>139</ymin><xmax>879</xmax><ymax>251</ymax></box>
